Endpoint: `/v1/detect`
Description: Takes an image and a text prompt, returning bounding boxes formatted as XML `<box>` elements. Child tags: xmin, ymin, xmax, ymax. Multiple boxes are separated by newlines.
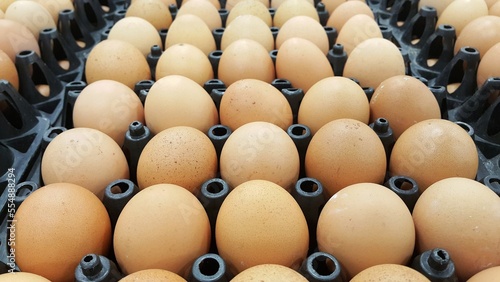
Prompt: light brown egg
<box><xmin>276</xmin><ymin>15</ymin><xmax>329</xmax><ymax>55</ymax></box>
<box><xmin>225</xmin><ymin>0</ymin><xmax>268</xmax><ymax>10</ymax></box>
<box><xmin>319</xmin><ymin>0</ymin><xmax>344</xmax><ymax>14</ymax></box>
<box><xmin>136</xmin><ymin>126</ymin><xmax>218</xmax><ymax>193</ymax></box>
<box><xmin>477</xmin><ymin>41</ymin><xmax>500</xmax><ymax>88</ymax></box>
<box><xmin>437</xmin><ymin>0</ymin><xmax>489</xmax><ymax>36</ymax></box>
<box><xmin>4</xmin><ymin>1</ymin><xmax>56</xmax><ymax>39</ymax></box>
<box><xmin>133</xmin><ymin>0</ymin><xmax>176</xmax><ymax>9</ymax></box>
<box><xmin>125</xmin><ymin>0</ymin><xmax>172</xmax><ymax>30</ymax></box>
<box><xmin>216</xmin><ymin>180</ymin><xmax>309</xmax><ymax>274</ymax></box>
<box><xmin>107</xmin><ymin>16</ymin><xmax>163</xmax><ymax>57</ymax></box>
<box><xmin>155</xmin><ymin>43</ymin><xmax>213</xmax><ymax>85</ymax></box>
<box><xmin>271</xmin><ymin>0</ymin><xmax>314</xmax><ymax>9</ymax></box>
<box><xmin>219</xmin><ymin>121</ymin><xmax>300</xmax><ymax>190</ymax></box>
<box><xmin>468</xmin><ymin>266</ymin><xmax>500</xmax><ymax>281</ymax></box>
<box><xmin>276</xmin><ymin>37</ymin><xmax>334</xmax><ymax>92</ymax></box>
<box><xmin>183</xmin><ymin>0</ymin><xmax>221</xmax><ymax>9</ymax></box>
<box><xmin>0</xmin><ymin>10</ymin><xmax>3</xmax><ymax>18</ymax></box>
<box><xmin>412</xmin><ymin>177</ymin><xmax>500</xmax><ymax>281</ymax></box>
<box><xmin>370</xmin><ymin>75</ymin><xmax>441</xmax><ymax>139</ymax></box>
<box><xmin>0</xmin><ymin>49</ymin><xmax>18</xmax><ymax>90</ymax></box>
<box><xmin>0</xmin><ymin>19</ymin><xmax>40</xmax><ymax>61</ymax></box>
<box><xmin>273</xmin><ymin>0</ymin><xmax>319</xmax><ymax>28</ymax></box>
<box><xmin>326</xmin><ymin>1</ymin><xmax>374</xmax><ymax>32</ymax></box>
<box><xmin>121</xmin><ymin>269</ymin><xmax>187</xmax><ymax>281</ymax></box>
<box><xmin>144</xmin><ymin>75</ymin><xmax>218</xmax><ymax>134</ymax></box>
<box><xmin>418</xmin><ymin>0</ymin><xmax>454</xmax><ymax>17</ymax></box>
<box><xmin>165</xmin><ymin>14</ymin><xmax>216</xmax><ymax>56</ymax></box>
<box><xmin>298</xmin><ymin>76</ymin><xmax>370</xmax><ymax>135</ymax></box>
<box><xmin>231</xmin><ymin>264</ymin><xmax>308</xmax><ymax>281</ymax></box>
<box><xmin>218</xmin><ymin>39</ymin><xmax>275</xmax><ymax>85</ymax></box>
<box><xmin>23</xmin><ymin>0</ymin><xmax>74</xmax><ymax>22</ymax></box>
<box><xmin>72</xmin><ymin>80</ymin><xmax>145</xmax><ymax>146</ymax></box>
<box><xmin>389</xmin><ymin>119</ymin><xmax>479</xmax><ymax>192</ymax></box>
<box><xmin>343</xmin><ymin>38</ymin><xmax>405</xmax><ymax>89</ymax></box>
<box><xmin>304</xmin><ymin>118</ymin><xmax>387</xmax><ymax>197</ymax></box>
<box><xmin>455</xmin><ymin>15</ymin><xmax>500</xmax><ymax>59</ymax></box>
<box><xmin>176</xmin><ymin>0</ymin><xmax>221</xmax><ymax>30</ymax></box>
<box><xmin>0</xmin><ymin>0</ymin><xmax>14</xmax><ymax>12</ymax></box>
<box><xmin>14</xmin><ymin>183</ymin><xmax>112</xmax><ymax>282</ymax></box>
<box><xmin>221</xmin><ymin>14</ymin><xmax>274</xmax><ymax>52</ymax></box>
<box><xmin>317</xmin><ymin>183</ymin><xmax>416</xmax><ymax>279</ymax></box>
<box><xmin>85</xmin><ymin>39</ymin><xmax>151</xmax><ymax>89</ymax></box>
<box><xmin>114</xmin><ymin>183</ymin><xmax>211</xmax><ymax>276</ymax></box>
<box><xmin>485</xmin><ymin>0</ymin><xmax>498</xmax><ymax>8</ymax></box>
<box><xmin>41</xmin><ymin>128</ymin><xmax>130</xmax><ymax>198</ymax></box>
<box><xmin>336</xmin><ymin>14</ymin><xmax>383</xmax><ymax>55</ymax></box>
<box><xmin>351</xmin><ymin>264</ymin><xmax>431</xmax><ymax>282</ymax></box>
<box><xmin>490</xmin><ymin>1</ymin><xmax>500</xmax><ymax>16</ymax></box>
<box><xmin>0</xmin><ymin>272</ymin><xmax>51</xmax><ymax>282</ymax></box>
<box><xmin>226</xmin><ymin>0</ymin><xmax>272</xmax><ymax>27</ymax></box>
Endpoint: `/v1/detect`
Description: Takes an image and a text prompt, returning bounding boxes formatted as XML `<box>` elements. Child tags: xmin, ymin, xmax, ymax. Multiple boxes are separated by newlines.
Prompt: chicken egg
<box><xmin>0</xmin><ymin>10</ymin><xmax>3</xmax><ymax>18</ymax></box>
<box><xmin>437</xmin><ymin>0</ymin><xmax>489</xmax><ymax>35</ymax></box>
<box><xmin>165</xmin><ymin>14</ymin><xmax>216</xmax><ymax>56</ymax></box>
<box><xmin>468</xmin><ymin>266</ymin><xmax>500</xmax><ymax>281</ymax></box>
<box><xmin>271</xmin><ymin>0</ymin><xmax>314</xmax><ymax>9</ymax></box>
<box><xmin>125</xmin><ymin>0</ymin><xmax>172</xmax><ymax>30</ymax></box>
<box><xmin>0</xmin><ymin>49</ymin><xmax>19</xmax><ymax>90</ymax></box>
<box><xmin>455</xmin><ymin>15</ymin><xmax>500</xmax><ymax>59</ymax></box>
<box><xmin>326</xmin><ymin>0</ymin><xmax>374</xmax><ymax>32</ymax></box>
<box><xmin>0</xmin><ymin>0</ymin><xmax>14</xmax><ymax>12</ymax></box>
<box><xmin>176</xmin><ymin>0</ymin><xmax>221</xmax><ymax>31</ymax></box>
<box><xmin>0</xmin><ymin>272</ymin><xmax>51</xmax><ymax>281</ymax></box>
<box><xmin>183</xmin><ymin>0</ymin><xmax>221</xmax><ymax>9</ymax></box>
<box><xmin>0</xmin><ymin>19</ymin><xmax>40</xmax><ymax>61</ymax></box>
<box><xmin>276</xmin><ymin>15</ymin><xmax>329</xmax><ymax>55</ymax></box>
<box><xmin>133</xmin><ymin>0</ymin><xmax>176</xmax><ymax>9</ymax></box>
<box><xmin>121</xmin><ymin>269</ymin><xmax>187</xmax><ymax>281</ymax></box>
<box><xmin>221</xmin><ymin>14</ymin><xmax>274</xmax><ymax>52</ymax></box>
<box><xmin>225</xmin><ymin>0</ymin><xmax>268</xmax><ymax>10</ymax></box>
<box><xmin>335</xmin><ymin>14</ymin><xmax>383</xmax><ymax>55</ymax></box>
<box><xmin>107</xmin><ymin>16</ymin><xmax>162</xmax><ymax>57</ymax></box>
<box><xmin>231</xmin><ymin>264</ymin><xmax>308</xmax><ymax>281</ymax></box>
<box><xmin>418</xmin><ymin>0</ymin><xmax>454</xmax><ymax>17</ymax></box>
<box><xmin>23</xmin><ymin>0</ymin><xmax>74</xmax><ymax>22</ymax></box>
<box><xmin>477</xmin><ymin>42</ymin><xmax>500</xmax><ymax>88</ymax></box>
<box><xmin>490</xmin><ymin>1</ymin><xmax>500</xmax><ymax>16</ymax></box>
<box><xmin>4</xmin><ymin>1</ymin><xmax>56</xmax><ymax>39</ymax></box>
<box><xmin>226</xmin><ymin>0</ymin><xmax>272</xmax><ymax>27</ymax></box>
<box><xmin>351</xmin><ymin>264</ymin><xmax>430</xmax><ymax>282</ymax></box>
<box><xmin>273</xmin><ymin>0</ymin><xmax>319</xmax><ymax>28</ymax></box>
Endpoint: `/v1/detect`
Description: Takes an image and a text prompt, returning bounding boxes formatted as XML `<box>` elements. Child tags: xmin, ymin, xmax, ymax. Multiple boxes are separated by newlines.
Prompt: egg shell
<box><xmin>455</xmin><ymin>15</ymin><xmax>500</xmax><ymax>59</ymax></box>
<box><xmin>343</xmin><ymin>38</ymin><xmax>405</xmax><ymax>89</ymax></box>
<box><xmin>412</xmin><ymin>177</ymin><xmax>500</xmax><ymax>280</ymax></box>
<box><xmin>490</xmin><ymin>1</ymin><xmax>500</xmax><ymax>16</ymax></box>
<box><xmin>136</xmin><ymin>126</ymin><xmax>218</xmax><ymax>193</ymax></box>
<box><xmin>276</xmin><ymin>37</ymin><xmax>334</xmax><ymax>92</ymax></box>
<box><xmin>0</xmin><ymin>272</ymin><xmax>51</xmax><ymax>282</ymax></box>
<box><xmin>0</xmin><ymin>0</ymin><xmax>14</xmax><ymax>12</ymax></box>
<box><xmin>218</xmin><ymin>39</ymin><xmax>275</xmax><ymax>85</ymax></box>
<box><xmin>176</xmin><ymin>0</ymin><xmax>221</xmax><ymax>31</ymax></box>
<box><xmin>114</xmin><ymin>183</ymin><xmax>211</xmax><ymax>277</ymax></box>
<box><xmin>298</xmin><ymin>76</ymin><xmax>370</xmax><ymax>135</ymax></box>
<box><xmin>226</xmin><ymin>0</ymin><xmax>272</xmax><ymax>27</ymax></box>
<box><xmin>121</xmin><ymin>269</ymin><xmax>187</xmax><ymax>281</ymax></box>
<box><xmin>225</xmin><ymin>0</ymin><xmax>268</xmax><ymax>10</ymax></box>
<box><xmin>221</xmin><ymin>14</ymin><xmax>274</xmax><ymax>52</ymax></box>
<box><xmin>276</xmin><ymin>15</ymin><xmax>330</xmax><ymax>55</ymax></box>
<box><xmin>0</xmin><ymin>19</ymin><xmax>41</xmax><ymax>61</ymax></box>
<box><xmin>219</xmin><ymin>78</ymin><xmax>293</xmax><ymax>130</ymax></box>
<box><xmin>273</xmin><ymin>0</ymin><xmax>319</xmax><ymax>28</ymax></box>
<box><xmin>183</xmin><ymin>0</ymin><xmax>221</xmax><ymax>9</ymax></box>
<box><xmin>4</xmin><ymin>1</ymin><xmax>56</xmax><ymax>39</ymax></box>
<box><xmin>155</xmin><ymin>43</ymin><xmax>214</xmax><ymax>86</ymax></box>
<box><xmin>24</xmin><ymin>0</ymin><xmax>74</xmax><ymax>22</ymax></box>
<box><xmin>125</xmin><ymin>0</ymin><xmax>172</xmax><ymax>30</ymax></box>
<box><xmin>304</xmin><ymin>118</ymin><xmax>387</xmax><ymax>197</ymax></box>
<box><xmin>13</xmin><ymin>183</ymin><xmax>112</xmax><ymax>282</ymax></box>
<box><xmin>437</xmin><ymin>0</ymin><xmax>489</xmax><ymax>36</ymax></box>
<box><xmin>215</xmin><ymin>180</ymin><xmax>309</xmax><ymax>274</ymax></box>
<box><xmin>0</xmin><ymin>10</ymin><xmax>3</xmax><ymax>18</ymax></box>
<box><xmin>85</xmin><ymin>39</ymin><xmax>151</xmax><ymax>89</ymax></box>
<box><xmin>107</xmin><ymin>16</ymin><xmax>163</xmax><ymax>57</ymax></box>
<box><xmin>143</xmin><ymin>75</ymin><xmax>218</xmax><ymax>134</ymax></box>
<box><xmin>468</xmin><ymin>266</ymin><xmax>500</xmax><ymax>281</ymax></box>
<box><xmin>418</xmin><ymin>0</ymin><xmax>454</xmax><ymax>17</ymax></box>
<box><xmin>164</xmin><ymin>14</ymin><xmax>216</xmax><ymax>56</ymax></box>
<box><xmin>271</xmin><ymin>0</ymin><xmax>314</xmax><ymax>9</ymax></box>
<box><xmin>389</xmin><ymin>119</ymin><xmax>479</xmax><ymax>192</ymax></box>
<box><xmin>219</xmin><ymin>121</ymin><xmax>300</xmax><ymax>191</ymax></box>
<box><xmin>41</xmin><ymin>128</ymin><xmax>130</xmax><ymax>198</ymax></box>
<box><xmin>350</xmin><ymin>264</ymin><xmax>431</xmax><ymax>282</ymax></box>
<box><xmin>0</xmin><ymin>49</ymin><xmax>19</xmax><ymax>90</ymax></box>
<box><xmin>335</xmin><ymin>14</ymin><xmax>383</xmax><ymax>55</ymax></box>
<box><xmin>231</xmin><ymin>264</ymin><xmax>308</xmax><ymax>281</ymax></box>
<box><xmin>72</xmin><ymin>80</ymin><xmax>145</xmax><ymax>146</ymax></box>
<box><xmin>326</xmin><ymin>1</ymin><xmax>374</xmax><ymax>32</ymax></box>
<box><xmin>133</xmin><ymin>0</ymin><xmax>176</xmax><ymax>9</ymax></box>
<box><xmin>477</xmin><ymin>42</ymin><xmax>500</xmax><ymax>88</ymax></box>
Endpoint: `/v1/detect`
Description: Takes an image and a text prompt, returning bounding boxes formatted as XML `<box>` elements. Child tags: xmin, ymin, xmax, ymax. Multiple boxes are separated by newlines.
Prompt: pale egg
<box><xmin>4</xmin><ymin>1</ymin><xmax>56</xmax><ymax>39</ymax></box>
<box><xmin>221</xmin><ymin>14</ymin><xmax>274</xmax><ymax>52</ymax></box>
<box><xmin>125</xmin><ymin>0</ymin><xmax>172</xmax><ymax>30</ymax></box>
<box><xmin>273</xmin><ymin>0</ymin><xmax>319</xmax><ymax>28</ymax></box>
<box><xmin>176</xmin><ymin>0</ymin><xmax>222</xmax><ymax>31</ymax></box>
<box><xmin>226</xmin><ymin>0</ymin><xmax>272</xmax><ymax>27</ymax></box>
<box><xmin>107</xmin><ymin>16</ymin><xmax>163</xmax><ymax>57</ymax></box>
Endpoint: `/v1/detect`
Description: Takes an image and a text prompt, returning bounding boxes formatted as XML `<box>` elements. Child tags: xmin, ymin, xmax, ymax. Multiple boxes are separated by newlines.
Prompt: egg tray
<box><xmin>1</xmin><ymin>0</ymin><xmax>500</xmax><ymax>279</ymax></box>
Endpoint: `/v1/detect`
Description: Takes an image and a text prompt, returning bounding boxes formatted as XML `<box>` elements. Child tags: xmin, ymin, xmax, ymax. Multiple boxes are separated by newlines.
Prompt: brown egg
<box><xmin>305</xmin><ymin>118</ymin><xmax>387</xmax><ymax>197</ymax></box>
<box><xmin>490</xmin><ymin>1</ymin><xmax>500</xmax><ymax>16</ymax></box>
<box><xmin>412</xmin><ymin>177</ymin><xmax>500</xmax><ymax>280</ymax></box>
<box><xmin>72</xmin><ymin>80</ymin><xmax>145</xmax><ymax>146</ymax></box>
<box><xmin>231</xmin><ymin>264</ymin><xmax>308</xmax><ymax>281</ymax></box>
<box><xmin>370</xmin><ymin>75</ymin><xmax>441</xmax><ymax>139</ymax></box>
<box><xmin>351</xmin><ymin>264</ymin><xmax>431</xmax><ymax>282</ymax></box>
<box><xmin>219</xmin><ymin>121</ymin><xmax>300</xmax><ymax>190</ymax></box>
<box><xmin>437</xmin><ymin>0</ymin><xmax>489</xmax><ymax>36</ymax></box>
<box><xmin>218</xmin><ymin>39</ymin><xmax>275</xmax><ymax>85</ymax></box>
<box><xmin>0</xmin><ymin>10</ymin><xmax>3</xmax><ymax>18</ymax></box>
<box><xmin>133</xmin><ymin>0</ymin><xmax>176</xmax><ymax>9</ymax></box>
<box><xmin>144</xmin><ymin>75</ymin><xmax>218</xmax><ymax>134</ymax></box>
<box><xmin>0</xmin><ymin>0</ymin><xmax>14</xmax><ymax>12</ymax></box>
<box><xmin>24</xmin><ymin>0</ymin><xmax>74</xmax><ymax>22</ymax></box>
<box><xmin>226</xmin><ymin>0</ymin><xmax>272</xmax><ymax>27</ymax></box>
<box><xmin>0</xmin><ymin>19</ymin><xmax>40</xmax><ymax>61</ymax></box>
<box><xmin>336</xmin><ymin>14</ymin><xmax>383</xmax><ymax>55</ymax></box>
<box><xmin>85</xmin><ymin>39</ymin><xmax>151</xmax><ymax>89</ymax></box>
<box><xmin>121</xmin><ymin>269</ymin><xmax>187</xmax><ymax>281</ymax></box>
<box><xmin>14</xmin><ymin>183</ymin><xmax>112</xmax><ymax>282</ymax></box>
<box><xmin>477</xmin><ymin>42</ymin><xmax>500</xmax><ymax>88</ymax></box>
<box><xmin>273</xmin><ymin>0</ymin><xmax>319</xmax><ymax>28</ymax></box>
<box><xmin>319</xmin><ymin>0</ymin><xmax>344</xmax><ymax>14</ymax></box>
<box><xmin>176</xmin><ymin>0</ymin><xmax>221</xmax><ymax>30</ymax></box>
<box><xmin>136</xmin><ymin>126</ymin><xmax>218</xmax><ymax>193</ymax></box>
<box><xmin>276</xmin><ymin>37</ymin><xmax>334</xmax><ymax>92</ymax></box>
<box><xmin>183</xmin><ymin>0</ymin><xmax>221</xmax><ymax>9</ymax></box>
<box><xmin>468</xmin><ymin>266</ymin><xmax>500</xmax><ymax>281</ymax></box>
<box><xmin>164</xmin><ymin>14</ymin><xmax>216</xmax><ymax>56</ymax></box>
<box><xmin>298</xmin><ymin>76</ymin><xmax>370</xmax><ymax>135</ymax></box>
<box><xmin>0</xmin><ymin>272</ymin><xmax>51</xmax><ymax>282</ymax></box>
<box><xmin>271</xmin><ymin>0</ymin><xmax>314</xmax><ymax>9</ymax></box>
<box><xmin>114</xmin><ymin>183</ymin><xmax>211</xmax><ymax>276</ymax></box>
<box><xmin>317</xmin><ymin>183</ymin><xmax>416</xmax><ymax>278</ymax></box>
<box><xmin>4</xmin><ymin>1</ymin><xmax>56</xmax><ymax>39</ymax></box>
<box><xmin>0</xmin><ymin>49</ymin><xmax>18</xmax><ymax>90</ymax></box>
<box><xmin>225</xmin><ymin>0</ymin><xmax>268</xmax><ymax>10</ymax></box>
<box><xmin>125</xmin><ymin>0</ymin><xmax>172</xmax><ymax>30</ymax></box>
<box><xmin>220</xmin><ymin>79</ymin><xmax>293</xmax><ymax>130</ymax></box>
<box><xmin>221</xmin><ymin>14</ymin><xmax>274</xmax><ymax>52</ymax></box>
<box><xmin>389</xmin><ymin>119</ymin><xmax>479</xmax><ymax>192</ymax></box>
<box><xmin>343</xmin><ymin>38</ymin><xmax>405</xmax><ymax>89</ymax></box>
<box><xmin>41</xmin><ymin>128</ymin><xmax>130</xmax><ymax>198</ymax></box>
<box><xmin>216</xmin><ymin>180</ymin><xmax>309</xmax><ymax>274</ymax></box>
<box><xmin>455</xmin><ymin>16</ymin><xmax>500</xmax><ymax>59</ymax></box>
<box><xmin>155</xmin><ymin>43</ymin><xmax>213</xmax><ymax>85</ymax></box>
<box><xmin>276</xmin><ymin>15</ymin><xmax>329</xmax><ymax>55</ymax></box>
<box><xmin>108</xmin><ymin>17</ymin><xmax>162</xmax><ymax>57</ymax></box>
<box><xmin>326</xmin><ymin>1</ymin><xmax>374</xmax><ymax>32</ymax></box>
<box><xmin>418</xmin><ymin>0</ymin><xmax>454</xmax><ymax>17</ymax></box>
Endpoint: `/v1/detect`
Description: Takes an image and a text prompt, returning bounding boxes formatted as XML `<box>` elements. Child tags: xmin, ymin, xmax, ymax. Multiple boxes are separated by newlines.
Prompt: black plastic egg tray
<box><xmin>1</xmin><ymin>0</ymin><xmax>500</xmax><ymax>280</ymax></box>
